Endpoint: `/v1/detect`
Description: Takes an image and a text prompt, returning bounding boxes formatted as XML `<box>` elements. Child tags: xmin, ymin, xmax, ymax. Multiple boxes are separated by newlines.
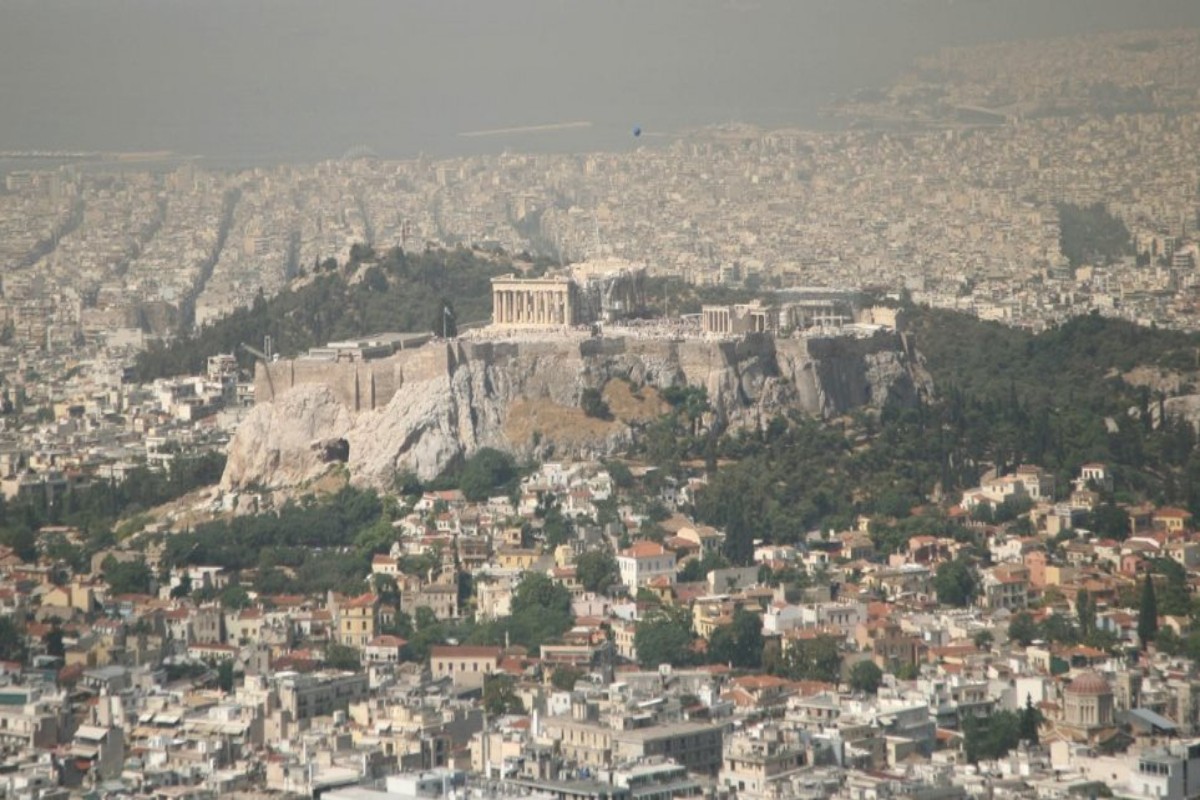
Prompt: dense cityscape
<box><xmin>4</xmin><ymin>22</ymin><xmax>1200</xmax><ymax>800</ymax></box>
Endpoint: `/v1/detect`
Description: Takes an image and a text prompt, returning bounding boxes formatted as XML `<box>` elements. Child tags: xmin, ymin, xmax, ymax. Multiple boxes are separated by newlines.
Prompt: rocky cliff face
<box><xmin>222</xmin><ymin>332</ymin><xmax>932</xmax><ymax>491</ymax></box>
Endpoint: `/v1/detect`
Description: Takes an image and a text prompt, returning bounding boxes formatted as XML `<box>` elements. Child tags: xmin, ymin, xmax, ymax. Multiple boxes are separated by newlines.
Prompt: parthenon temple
<box><xmin>490</xmin><ymin>260</ymin><xmax>648</xmax><ymax>330</ymax></box>
<box><xmin>490</xmin><ymin>276</ymin><xmax>577</xmax><ymax>328</ymax></box>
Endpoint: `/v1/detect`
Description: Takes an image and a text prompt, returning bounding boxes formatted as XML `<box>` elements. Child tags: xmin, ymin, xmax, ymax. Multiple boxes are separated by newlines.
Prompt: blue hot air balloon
<box><xmin>632</xmin><ymin>125</ymin><xmax>642</xmax><ymax>138</ymax></box>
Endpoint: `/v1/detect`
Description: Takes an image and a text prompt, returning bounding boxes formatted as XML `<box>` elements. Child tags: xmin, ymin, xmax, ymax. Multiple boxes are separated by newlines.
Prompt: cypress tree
<box><xmin>1138</xmin><ymin>572</ymin><xmax>1158</xmax><ymax>649</ymax></box>
<box><xmin>1076</xmin><ymin>589</ymin><xmax>1094</xmax><ymax>637</ymax></box>
<box><xmin>1020</xmin><ymin>694</ymin><xmax>1041</xmax><ymax>746</ymax></box>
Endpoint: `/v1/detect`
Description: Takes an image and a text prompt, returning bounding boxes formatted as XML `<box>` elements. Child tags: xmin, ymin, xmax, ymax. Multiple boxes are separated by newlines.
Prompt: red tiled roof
<box><xmin>342</xmin><ymin>593</ymin><xmax>378</xmax><ymax>609</ymax></box>
<box><xmin>430</xmin><ymin>645</ymin><xmax>501</xmax><ymax>659</ymax></box>
<box><xmin>621</xmin><ymin>541</ymin><xmax>668</xmax><ymax>559</ymax></box>
<box><xmin>1156</xmin><ymin>507</ymin><xmax>1193</xmax><ymax>518</ymax></box>
<box><xmin>368</xmin><ymin>635</ymin><xmax>408</xmax><ymax>648</ymax></box>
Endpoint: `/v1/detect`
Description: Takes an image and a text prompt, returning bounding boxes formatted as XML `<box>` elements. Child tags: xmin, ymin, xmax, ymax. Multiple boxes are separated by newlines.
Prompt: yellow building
<box><xmin>338</xmin><ymin>593</ymin><xmax>380</xmax><ymax>647</ymax></box>
<box><xmin>496</xmin><ymin>548</ymin><xmax>540</xmax><ymax>570</ymax></box>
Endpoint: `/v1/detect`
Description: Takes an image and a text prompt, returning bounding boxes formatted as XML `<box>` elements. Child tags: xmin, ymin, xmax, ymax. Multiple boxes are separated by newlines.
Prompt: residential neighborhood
<box><xmin>0</xmin><ymin>454</ymin><xmax>1198</xmax><ymax>800</ymax></box>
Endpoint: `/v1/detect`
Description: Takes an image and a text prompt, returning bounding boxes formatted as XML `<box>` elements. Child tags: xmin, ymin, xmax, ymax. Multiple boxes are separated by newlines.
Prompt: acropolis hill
<box><xmin>222</xmin><ymin>267</ymin><xmax>931</xmax><ymax>491</ymax></box>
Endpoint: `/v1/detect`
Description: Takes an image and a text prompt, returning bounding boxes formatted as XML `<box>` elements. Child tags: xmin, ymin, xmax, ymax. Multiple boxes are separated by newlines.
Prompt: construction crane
<box><xmin>240</xmin><ymin>341</ymin><xmax>275</xmax><ymax>401</ymax></box>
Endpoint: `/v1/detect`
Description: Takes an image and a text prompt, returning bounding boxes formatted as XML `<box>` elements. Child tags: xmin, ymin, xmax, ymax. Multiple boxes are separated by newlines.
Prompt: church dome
<box><xmin>1066</xmin><ymin>671</ymin><xmax>1111</xmax><ymax>695</ymax></box>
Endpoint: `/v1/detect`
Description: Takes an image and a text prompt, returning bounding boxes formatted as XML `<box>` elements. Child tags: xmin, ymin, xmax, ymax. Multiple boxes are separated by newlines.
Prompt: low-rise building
<box><xmin>430</xmin><ymin>645</ymin><xmax>502</xmax><ymax>690</ymax></box>
<box><xmin>618</xmin><ymin>542</ymin><xmax>676</xmax><ymax>590</ymax></box>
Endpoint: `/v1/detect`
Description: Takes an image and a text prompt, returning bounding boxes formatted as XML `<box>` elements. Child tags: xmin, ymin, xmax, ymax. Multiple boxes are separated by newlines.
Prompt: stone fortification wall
<box><xmin>257</xmin><ymin>334</ymin><xmax>782</xmax><ymax>409</ymax></box>
<box><xmin>257</xmin><ymin>332</ymin><xmax>916</xmax><ymax>418</ymax></box>
<box><xmin>256</xmin><ymin>346</ymin><xmax>450</xmax><ymax>411</ymax></box>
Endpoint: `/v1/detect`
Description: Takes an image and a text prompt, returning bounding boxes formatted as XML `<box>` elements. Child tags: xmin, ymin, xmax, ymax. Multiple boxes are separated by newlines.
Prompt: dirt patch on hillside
<box><xmin>504</xmin><ymin>399</ymin><xmax>619</xmax><ymax>447</ymax></box>
<box><xmin>503</xmin><ymin>380</ymin><xmax>669</xmax><ymax>448</ymax></box>
<box><xmin>603</xmin><ymin>380</ymin><xmax>669</xmax><ymax>423</ymax></box>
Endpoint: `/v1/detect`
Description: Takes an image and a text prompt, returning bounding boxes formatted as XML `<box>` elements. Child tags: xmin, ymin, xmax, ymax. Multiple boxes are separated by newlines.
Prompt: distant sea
<box><xmin>1</xmin><ymin>0</ymin><xmax>1199</xmax><ymax>168</ymax></box>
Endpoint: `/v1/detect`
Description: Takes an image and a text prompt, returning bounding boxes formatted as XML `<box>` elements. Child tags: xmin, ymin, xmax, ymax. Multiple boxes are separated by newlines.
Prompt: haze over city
<box><xmin>10</xmin><ymin>3</ymin><xmax>1200</xmax><ymax>800</ymax></box>
<box><xmin>3</xmin><ymin>0</ymin><xmax>1200</xmax><ymax>161</ymax></box>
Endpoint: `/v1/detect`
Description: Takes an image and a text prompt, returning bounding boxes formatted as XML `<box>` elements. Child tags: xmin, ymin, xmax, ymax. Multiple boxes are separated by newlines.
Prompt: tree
<box><xmin>1156</xmin><ymin>626</ymin><xmax>1183</xmax><ymax>656</ymax></box>
<box><xmin>483</xmin><ymin>572</ymin><xmax>575</xmax><ymax>650</ymax></box>
<box><xmin>170</xmin><ymin>573</ymin><xmax>192</xmax><ymax>599</ymax></box>
<box><xmin>1076</xmin><ymin>589</ymin><xmax>1095</xmax><ymax>637</ymax></box>
<box><xmin>371</xmin><ymin>573</ymin><xmax>401</xmax><ymax>608</ymax></box>
<box><xmin>605</xmin><ymin>461</ymin><xmax>634</xmax><ymax>489</ymax></box>
<box><xmin>44</xmin><ymin>624</ymin><xmax>65</xmax><ymax>659</ymax></box>
<box><xmin>1009</xmin><ymin>612</ymin><xmax>1038</xmax><ymax>647</ymax></box>
<box><xmin>102</xmin><ymin>556</ymin><xmax>153</xmax><ymax>596</ymax></box>
<box><xmin>770</xmin><ymin>635</ymin><xmax>842</xmax><ymax>682</ymax></box>
<box><xmin>1039</xmin><ymin>613</ymin><xmax>1079</xmax><ymax>645</ymax></box>
<box><xmin>635</xmin><ymin>605</ymin><xmax>697</xmax><ymax>668</ymax></box>
<box><xmin>1019</xmin><ymin>695</ymin><xmax>1041</xmax><ymax>745</ymax></box>
<box><xmin>220</xmin><ymin>585</ymin><xmax>252</xmax><ymax>610</ymax></box>
<box><xmin>973</xmin><ymin>630</ymin><xmax>994</xmax><ymax>652</ymax></box>
<box><xmin>415</xmin><ymin>606</ymin><xmax>439</xmax><ymax>631</ymax></box>
<box><xmin>849</xmin><ymin>660</ymin><xmax>884</xmax><ymax>694</ymax></box>
<box><xmin>0</xmin><ymin>526</ymin><xmax>36</xmax><ymax>563</ymax></box>
<box><xmin>217</xmin><ymin>660</ymin><xmax>235</xmax><ymax>693</ymax></box>
<box><xmin>730</xmin><ymin>608</ymin><xmax>764</xmax><ymax>669</ymax></box>
<box><xmin>678</xmin><ymin>550</ymin><xmax>730</xmax><ymax>583</ymax></box>
<box><xmin>540</xmin><ymin>503</ymin><xmax>574</xmax><ymax>548</ymax></box>
<box><xmin>551</xmin><ymin>665</ymin><xmax>584</xmax><ymax>691</ymax></box>
<box><xmin>580</xmin><ymin>388</ymin><xmax>612</xmax><ymax>420</ymax></box>
<box><xmin>325</xmin><ymin>643</ymin><xmax>361</xmax><ymax>671</ymax></box>
<box><xmin>1138</xmin><ymin>572</ymin><xmax>1159</xmax><ymax>648</ymax></box>
<box><xmin>1151</xmin><ymin>558</ymin><xmax>1191</xmax><ymax>617</ymax></box>
<box><xmin>707</xmin><ymin>608</ymin><xmax>764</xmax><ymax>669</ymax></box>
<box><xmin>707</xmin><ymin>625</ymin><xmax>738</xmax><ymax>667</ymax></box>
<box><xmin>513</xmin><ymin>572</ymin><xmax>571</xmax><ymax>617</ymax></box>
<box><xmin>394</xmin><ymin>470</ymin><xmax>423</xmax><ymax>497</ymax></box>
<box><xmin>1087</xmin><ymin>503</ymin><xmax>1131</xmax><ymax>541</ymax></box>
<box><xmin>964</xmin><ymin>710</ymin><xmax>1022</xmax><ymax>763</ymax></box>
<box><xmin>934</xmin><ymin>559</ymin><xmax>977</xmax><ymax>608</ymax></box>
<box><xmin>458</xmin><ymin>448</ymin><xmax>518</xmax><ymax>502</ymax></box>
<box><xmin>483</xmin><ymin>674</ymin><xmax>524</xmax><ymax>715</ymax></box>
<box><xmin>354</xmin><ymin>518</ymin><xmax>396</xmax><ymax>555</ymax></box>
<box><xmin>0</xmin><ymin>616</ymin><xmax>27</xmax><ymax>664</ymax></box>
<box><xmin>575</xmin><ymin>550</ymin><xmax>620</xmax><ymax>594</ymax></box>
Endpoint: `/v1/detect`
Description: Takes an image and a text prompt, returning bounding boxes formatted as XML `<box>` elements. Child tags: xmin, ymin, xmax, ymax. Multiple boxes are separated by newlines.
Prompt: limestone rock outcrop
<box><xmin>222</xmin><ymin>383</ymin><xmax>356</xmax><ymax>490</ymax></box>
<box><xmin>221</xmin><ymin>332</ymin><xmax>932</xmax><ymax>491</ymax></box>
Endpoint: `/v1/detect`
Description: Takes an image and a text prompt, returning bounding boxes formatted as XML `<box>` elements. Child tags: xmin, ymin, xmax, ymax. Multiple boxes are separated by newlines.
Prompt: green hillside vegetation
<box><xmin>1055</xmin><ymin>202</ymin><xmax>1134</xmax><ymax>268</ymax></box>
<box><xmin>907</xmin><ymin>307</ymin><xmax>1200</xmax><ymax>493</ymax></box>
<box><xmin>0</xmin><ymin>452</ymin><xmax>225</xmax><ymax>571</ymax></box>
<box><xmin>134</xmin><ymin>245</ymin><xmax>528</xmax><ymax>381</ymax></box>
<box><xmin>693</xmin><ymin>307</ymin><xmax>1200</xmax><ymax>563</ymax></box>
<box><xmin>159</xmin><ymin>485</ymin><xmax>386</xmax><ymax>596</ymax></box>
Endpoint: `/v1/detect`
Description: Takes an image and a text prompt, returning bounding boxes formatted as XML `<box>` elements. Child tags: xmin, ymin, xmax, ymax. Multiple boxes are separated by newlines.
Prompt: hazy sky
<box><xmin>2</xmin><ymin>0</ymin><xmax>1199</xmax><ymax>161</ymax></box>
